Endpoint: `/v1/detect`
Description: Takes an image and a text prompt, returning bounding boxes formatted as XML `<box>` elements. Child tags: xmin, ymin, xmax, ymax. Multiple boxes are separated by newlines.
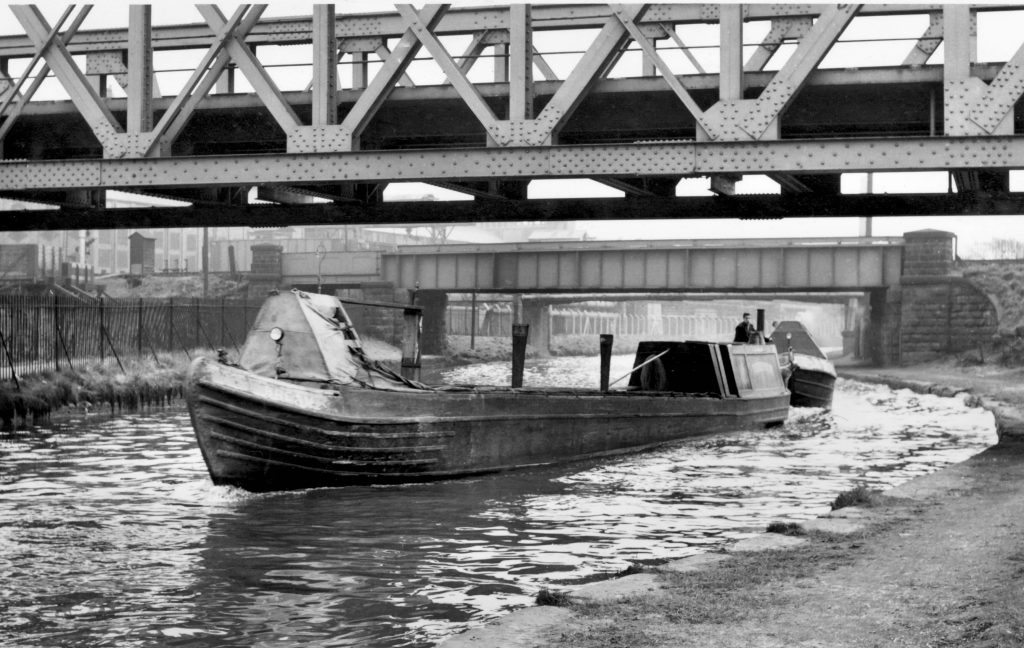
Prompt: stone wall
<box><xmin>958</xmin><ymin>259</ymin><xmax>1024</xmax><ymax>334</ymax></box>
<box><xmin>901</xmin><ymin>230</ymin><xmax>956</xmax><ymax>276</ymax></box>
<box><xmin>893</xmin><ymin>230</ymin><xmax>998</xmax><ymax>365</ymax></box>
<box><xmin>250</xmin><ymin>244</ymin><xmax>283</xmax><ymax>278</ymax></box>
<box><xmin>896</xmin><ymin>278</ymin><xmax>997</xmax><ymax>364</ymax></box>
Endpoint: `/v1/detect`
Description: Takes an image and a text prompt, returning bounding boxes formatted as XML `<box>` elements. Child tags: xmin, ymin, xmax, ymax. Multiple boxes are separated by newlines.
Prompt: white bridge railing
<box><xmin>447</xmin><ymin>304</ymin><xmax>844</xmax><ymax>345</ymax></box>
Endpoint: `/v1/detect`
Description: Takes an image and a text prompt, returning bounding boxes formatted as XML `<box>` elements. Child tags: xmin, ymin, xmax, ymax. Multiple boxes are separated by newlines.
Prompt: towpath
<box><xmin>439</xmin><ymin>361</ymin><xmax>1024</xmax><ymax>648</ymax></box>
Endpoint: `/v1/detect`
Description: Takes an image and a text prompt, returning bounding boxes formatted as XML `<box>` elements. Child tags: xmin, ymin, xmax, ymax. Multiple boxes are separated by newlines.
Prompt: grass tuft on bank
<box><xmin>831</xmin><ymin>484</ymin><xmax>884</xmax><ymax>510</ymax></box>
<box><xmin>0</xmin><ymin>352</ymin><xmax>204</xmax><ymax>429</ymax></box>
<box><xmin>766</xmin><ymin>521</ymin><xmax>806</xmax><ymax>536</ymax></box>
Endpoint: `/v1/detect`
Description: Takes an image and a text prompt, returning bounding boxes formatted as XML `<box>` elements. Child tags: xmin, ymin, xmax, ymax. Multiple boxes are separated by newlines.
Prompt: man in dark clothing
<box><xmin>734</xmin><ymin>312</ymin><xmax>755</xmax><ymax>343</ymax></box>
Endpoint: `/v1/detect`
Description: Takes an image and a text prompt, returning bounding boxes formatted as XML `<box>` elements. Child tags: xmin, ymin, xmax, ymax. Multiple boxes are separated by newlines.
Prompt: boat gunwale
<box><xmin>190</xmin><ymin>357</ymin><xmax>788</xmax><ymax>427</ymax></box>
<box><xmin>192</xmin><ymin>375</ymin><xmax>787</xmax><ymax>427</ymax></box>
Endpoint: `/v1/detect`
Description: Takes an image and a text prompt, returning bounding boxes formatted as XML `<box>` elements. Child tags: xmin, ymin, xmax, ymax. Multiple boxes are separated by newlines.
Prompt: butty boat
<box><xmin>772</xmin><ymin>320</ymin><xmax>838</xmax><ymax>409</ymax></box>
<box><xmin>186</xmin><ymin>290</ymin><xmax>791</xmax><ymax>492</ymax></box>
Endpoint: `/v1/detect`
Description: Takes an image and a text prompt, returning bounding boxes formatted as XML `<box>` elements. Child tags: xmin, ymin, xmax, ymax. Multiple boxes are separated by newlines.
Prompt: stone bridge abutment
<box><xmin>885</xmin><ymin>230</ymin><xmax>998</xmax><ymax>366</ymax></box>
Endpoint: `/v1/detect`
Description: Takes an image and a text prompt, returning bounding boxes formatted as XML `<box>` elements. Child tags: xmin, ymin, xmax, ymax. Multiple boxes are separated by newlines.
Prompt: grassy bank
<box><xmin>0</xmin><ymin>352</ymin><xmax>202</xmax><ymax>429</ymax></box>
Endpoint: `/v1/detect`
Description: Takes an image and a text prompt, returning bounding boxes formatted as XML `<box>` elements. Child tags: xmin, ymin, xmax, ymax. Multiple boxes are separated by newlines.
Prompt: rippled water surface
<box><xmin>0</xmin><ymin>356</ymin><xmax>997</xmax><ymax>648</ymax></box>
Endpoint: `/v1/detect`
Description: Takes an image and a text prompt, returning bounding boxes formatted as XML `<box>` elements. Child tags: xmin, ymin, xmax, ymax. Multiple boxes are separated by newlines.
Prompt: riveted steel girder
<box><xmin>3</xmin><ymin>192</ymin><xmax>1024</xmax><ymax>231</ymax></box>
<box><xmin>3</xmin><ymin>136</ymin><xmax>1024</xmax><ymax>192</ymax></box>
<box><xmin>9</xmin><ymin>5</ymin><xmax>123</xmax><ymax>151</ymax></box>
<box><xmin>0</xmin><ymin>5</ymin><xmax>1008</xmax><ymax>58</ymax></box>
<box><xmin>380</xmin><ymin>237</ymin><xmax>905</xmax><ymax>292</ymax></box>
<box><xmin>3</xmin><ymin>2</ymin><xmax>1024</xmax><ymax>222</ymax></box>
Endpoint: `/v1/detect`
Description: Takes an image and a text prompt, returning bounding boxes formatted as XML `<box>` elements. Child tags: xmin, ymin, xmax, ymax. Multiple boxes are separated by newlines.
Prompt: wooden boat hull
<box><xmin>788</xmin><ymin>366</ymin><xmax>837</xmax><ymax>409</ymax></box>
<box><xmin>772</xmin><ymin>321</ymin><xmax>837</xmax><ymax>410</ymax></box>
<box><xmin>187</xmin><ymin>357</ymin><xmax>790</xmax><ymax>492</ymax></box>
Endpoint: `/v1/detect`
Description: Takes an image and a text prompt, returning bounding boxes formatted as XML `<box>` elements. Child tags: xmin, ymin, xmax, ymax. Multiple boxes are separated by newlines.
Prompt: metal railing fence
<box><xmin>0</xmin><ymin>295</ymin><xmax>263</xmax><ymax>380</ymax></box>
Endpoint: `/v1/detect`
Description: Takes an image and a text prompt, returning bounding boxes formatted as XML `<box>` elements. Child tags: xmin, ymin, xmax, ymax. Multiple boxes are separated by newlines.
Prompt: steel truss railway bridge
<box><xmin>2</xmin><ymin>3</ymin><xmax>1024</xmax><ymax>229</ymax></box>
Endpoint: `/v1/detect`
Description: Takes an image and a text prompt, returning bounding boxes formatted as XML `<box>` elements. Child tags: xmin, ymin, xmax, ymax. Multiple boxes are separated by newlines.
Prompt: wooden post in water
<box><xmin>600</xmin><ymin>334</ymin><xmax>613</xmax><ymax>391</ymax></box>
<box><xmin>400</xmin><ymin>307</ymin><xmax>422</xmax><ymax>381</ymax></box>
<box><xmin>511</xmin><ymin>324</ymin><xmax>529</xmax><ymax>388</ymax></box>
<box><xmin>470</xmin><ymin>292</ymin><xmax>477</xmax><ymax>350</ymax></box>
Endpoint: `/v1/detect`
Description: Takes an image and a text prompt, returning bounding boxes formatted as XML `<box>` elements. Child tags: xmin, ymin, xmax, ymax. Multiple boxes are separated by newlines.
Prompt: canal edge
<box><xmin>437</xmin><ymin>371</ymin><xmax>1024</xmax><ymax>648</ymax></box>
<box><xmin>834</xmin><ymin>370</ymin><xmax>1024</xmax><ymax>445</ymax></box>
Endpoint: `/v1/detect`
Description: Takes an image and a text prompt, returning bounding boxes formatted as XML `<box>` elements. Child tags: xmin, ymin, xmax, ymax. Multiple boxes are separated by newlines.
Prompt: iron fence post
<box><xmin>99</xmin><ymin>295</ymin><xmax>105</xmax><ymax>363</ymax></box>
<box><xmin>168</xmin><ymin>297</ymin><xmax>174</xmax><ymax>353</ymax></box>
<box><xmin>53</xmin><ymin>294</ymin><xmax>59</xmax><ymax>371</ymax></box>
<box><xmin>138</xmin><ymin>298</ymin><xmax>144</xmax><ymax>357</ymax></box>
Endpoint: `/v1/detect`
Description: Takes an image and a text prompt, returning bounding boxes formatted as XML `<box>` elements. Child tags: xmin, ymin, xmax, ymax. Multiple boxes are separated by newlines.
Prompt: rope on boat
<box><xmin>607</xmin><ymin>348</ymin><xmax>671</xmax><ymax>389</ymax></box>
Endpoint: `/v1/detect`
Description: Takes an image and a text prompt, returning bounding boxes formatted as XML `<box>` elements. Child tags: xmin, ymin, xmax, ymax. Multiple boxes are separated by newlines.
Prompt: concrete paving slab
<box><xmin>827</xmin><ymin>506</ymin><xmax>873</xmax><ymax>519</ymax></box>
<box><xmin>436</xmin><ymin>606</ymin><xmax>573</xmax><ymax>648</ymax></box>
<box><xmin>801</xmin><ymin>518</ymin><xmax>866</xmax><ymax>535</ymax></box>
<box><xmin>661</xmin><ymin>552</ymin><xmax>730</xmax><ymax>573</ymax></box>
<box><xmin>731</xmin><ymin>534</ymin><xmax>808</xmax><ymax>552</ymax></box>
<box><xmin>570</xmin><ymin>572</ymin><xmax>664</xmax><ymax>603</ymax></box>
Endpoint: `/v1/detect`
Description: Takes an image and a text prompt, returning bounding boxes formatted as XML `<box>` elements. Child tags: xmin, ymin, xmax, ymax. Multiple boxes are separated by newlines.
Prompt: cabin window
<box><xmin>732</xmin><ymin>356</ymin><xmax>752</xmax><ymax>391</ymax></box>
<box><xmin>746</xmin><ymin>354</ymin><xmax>784</xmax><ymax>391</ymax></box>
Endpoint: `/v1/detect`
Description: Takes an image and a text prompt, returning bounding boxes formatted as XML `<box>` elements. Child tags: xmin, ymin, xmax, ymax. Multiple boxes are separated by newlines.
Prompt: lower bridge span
<box><xmin>375</xmin><ymin>237</ymin><xmax>904</xmax><ymax>293</ymax></box>
<box><xmin>275</xmin><ymin>231</ymin><xmax>994</xmax><ymax>367</ymax></box>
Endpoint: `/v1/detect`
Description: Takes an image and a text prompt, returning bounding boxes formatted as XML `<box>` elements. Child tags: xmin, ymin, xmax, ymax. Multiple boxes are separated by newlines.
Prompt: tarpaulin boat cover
<box><xmin>238</xmin><ymin>290</ymin><xmax>424</xmax><ymax>390</ymax></box>
<box><xmin>771</xmin><ymin>320</ymin><xmax>837</xmax><ymax>377</ymax></box>
<box><xmin>770</xmin><ymin>321</ymin><xmax>828</xmax><ymax>359</ymax></box>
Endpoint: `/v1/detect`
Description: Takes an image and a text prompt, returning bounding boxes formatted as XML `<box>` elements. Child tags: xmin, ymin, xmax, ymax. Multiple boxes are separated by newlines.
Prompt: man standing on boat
<box><xmin>734</xmin><ymin>313</ymin><xmax>756</xmax><ymax>343</ymax></box>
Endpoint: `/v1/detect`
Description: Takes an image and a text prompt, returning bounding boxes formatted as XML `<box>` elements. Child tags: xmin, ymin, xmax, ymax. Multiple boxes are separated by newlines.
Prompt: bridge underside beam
<box><xmin>3</xmin><ymin>136</ymin><xmax>1024</xmax><ymax>193</ymax></box>
<box><xmin>4</xmin><ymin>192</ymin><xmax>1024</xmax><ymax>231</ymax></box>
<box><xmin>382</xmin><ymin>241</ymin><xmax>903</xmax><ymax>292</ymax></box>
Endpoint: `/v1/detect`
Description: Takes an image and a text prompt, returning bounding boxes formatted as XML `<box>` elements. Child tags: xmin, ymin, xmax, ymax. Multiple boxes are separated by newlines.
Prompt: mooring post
<box><xmin>511</xmin><ymin>323</ymin><xmax>529</xmax><ymax>388</ymax></box>
<box><xmin>599</xmin><ymin>333</ymin><xmax>613</xmax><ymax>391</ymax></box>
<box><xmin>400</xmin><ymin>306</ymin><xmax>422</xmax><ymax>381</ymax></box>
<box><xmin>470</xmin><ymin>292</ymin><xmax>477</xmax><ymax>350</ymax></box>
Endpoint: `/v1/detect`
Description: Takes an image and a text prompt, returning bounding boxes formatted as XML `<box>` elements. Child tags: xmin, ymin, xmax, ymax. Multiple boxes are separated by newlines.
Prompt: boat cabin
<box><xmin>628</xmin><ymin>341</ymin><xmax>786</xmax><ymax>398</ymax></box>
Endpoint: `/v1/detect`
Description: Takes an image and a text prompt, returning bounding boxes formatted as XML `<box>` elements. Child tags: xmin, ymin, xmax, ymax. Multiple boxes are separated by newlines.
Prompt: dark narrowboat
<box><xmin>186</xmin><ymin>290</ymin><xmax>791</xmax><ymax>492</ymax></box>
<box><xmin>771</xmin><ymin>320</ymin><xmax>838</xmax><ymax>409</ymax></box>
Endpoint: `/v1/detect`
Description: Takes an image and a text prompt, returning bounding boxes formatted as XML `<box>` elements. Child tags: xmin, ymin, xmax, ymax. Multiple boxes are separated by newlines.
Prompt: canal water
<box><xmin>0</xmin><ymin>356</ymin><xmax>997</xmax><ymax>648</ymax></box>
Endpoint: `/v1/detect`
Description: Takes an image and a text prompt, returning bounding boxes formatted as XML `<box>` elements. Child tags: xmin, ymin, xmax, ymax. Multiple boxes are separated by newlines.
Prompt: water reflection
<box><xmin>0</xmin><ymin>370</ymin><xmax>997</xmax><ymax>648</ymax></box>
